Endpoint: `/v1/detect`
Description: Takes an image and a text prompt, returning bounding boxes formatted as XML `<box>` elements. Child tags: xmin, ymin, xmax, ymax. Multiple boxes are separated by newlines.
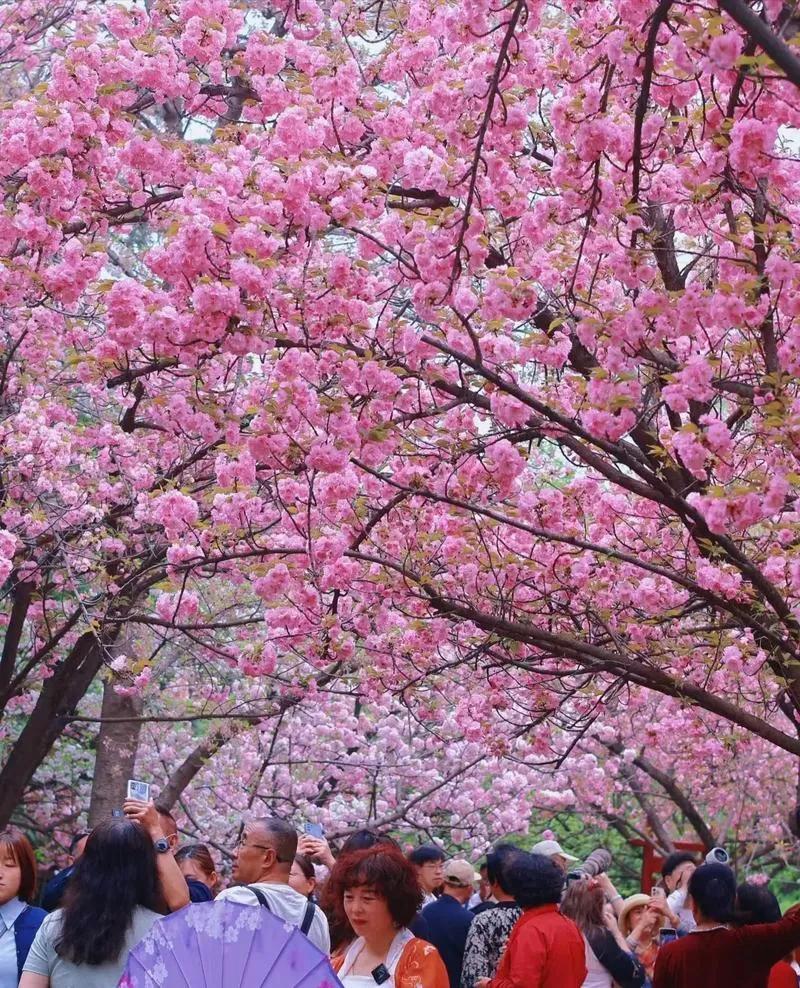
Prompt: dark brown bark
<box><xmin>0</xmin><ymin>576</ymin><xmax>33</xmax><ymax>703</ymax></box>
<box><xmin>718</xmin><ymin>0</ymin><xmax>800</xmax><ymax>89</ymax></box>
<box><xmin>0</xmin><ymin>631</ymin><xmax>111</xmax><ymax>827</ymax></box>
<box><xmin>604</xmin><ymin>740</ymin><xmax>716</xmax><ymax>848</ymax></box>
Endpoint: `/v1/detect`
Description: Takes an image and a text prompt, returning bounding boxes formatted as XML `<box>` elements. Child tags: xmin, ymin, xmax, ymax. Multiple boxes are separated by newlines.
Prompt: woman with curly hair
<box><xmin>327</xmin><ymin>844</ymin><xmax>449</xmax><ymax>987</ymax></box>
<box><xmin>476</xmin><ymin>853</ymin><xmax>587</xmax><ymax>988</ymax></box>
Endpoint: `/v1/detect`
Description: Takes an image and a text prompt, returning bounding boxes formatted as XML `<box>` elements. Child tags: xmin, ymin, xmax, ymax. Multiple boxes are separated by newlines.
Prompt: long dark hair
<box><xmin>56</xmin><ymin>819</ymin><xmax>158</xmax><ymax>966</ymax></box>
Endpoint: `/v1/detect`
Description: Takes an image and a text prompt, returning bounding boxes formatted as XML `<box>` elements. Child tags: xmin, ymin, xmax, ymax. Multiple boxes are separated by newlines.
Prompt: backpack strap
<box><xmin>248</xmin><ymin>886</ymin><xmax>314</xmax><ymax>938</ymax></box>
<box><xmin>248</xmin><ymin>886</ymin><xmax>271</xmax><ymax>911</ymax></box>
<box><xmin>300</xmin><ymin>898</ymin><xmax>315</xmax><ymax>936</ymax></box>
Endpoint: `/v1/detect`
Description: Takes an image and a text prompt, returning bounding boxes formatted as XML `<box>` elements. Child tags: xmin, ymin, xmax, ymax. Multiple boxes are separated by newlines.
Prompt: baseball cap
<box><xmin>444</xmin><ymin>859</ymin><xmax>482</xmax><ymax>888</ymax></box>
<box><xmin>531</xmin><ymin>839</ymin><xmax>578</xmax><ymax>862</ymax></box>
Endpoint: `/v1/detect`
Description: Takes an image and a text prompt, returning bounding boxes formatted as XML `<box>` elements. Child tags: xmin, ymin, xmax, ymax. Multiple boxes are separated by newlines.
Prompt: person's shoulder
<box><xmin>470</xmin><ymin>902</ymin><xmax>497</xmax><ymax>916</ymax></box>
<box><xmin>18</xmin><ymin>904</ymin><xmax>47</xmax><ymax>926</ymax></box>
<box><xmin>215</xmin><ymin>885</ymin><xmax>260</xmax><ymax>905</ymax></box>
<box><xmin>29</xmin><ymin>908</ymin><xmax>62</xmax><ymax>943</ymax></box>
<box><xmin>130</xmin><ymin>906</ymin><xmax>163</xmax><ymax>938</ymax></box>
<box><xmin>39</xmin><ymin>907</ymin><xmax>63</xmax><ymax>928</ymax></box>
<box><xmin>403</xmin><ymin>937</ymin><xmax>446</xmax><ymax>961</ymax></box>
<box><xmin>655</xmin><ymin>934</ymin><xmax>692</xmax><ymax>965</ymax></box>
<box><xmin>471</xmin><ymin>905</ymin><xmax>495</xmax><ymax>926</ymax></box>
<box><xmin>134</xmin><ymin>905</ymin><xmax>163</xmax><ymax>923</ymax></box>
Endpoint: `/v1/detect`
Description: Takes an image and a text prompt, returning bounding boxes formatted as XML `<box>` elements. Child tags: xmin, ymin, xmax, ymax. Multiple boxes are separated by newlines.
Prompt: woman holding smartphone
<box><xmin>619</xmin><ymin>894</ymin><xmax>670</xmax><ymax>985</ymax></box>
<box><xmin>19</xmin><ymin>814</ymin><xmax>188</xmax><ymax>988</ymax></box>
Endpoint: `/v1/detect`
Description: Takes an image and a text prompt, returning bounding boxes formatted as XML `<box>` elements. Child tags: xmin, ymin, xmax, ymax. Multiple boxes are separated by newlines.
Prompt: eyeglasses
<box><xmin>233</xmin><ymin>835</ymin><xmax>294</xmax><ymax>863</ymax></box>
<box><xmin>235</xmin><ymin>837</ymin><xmax>273</xmax><ymax>853</ymax></box>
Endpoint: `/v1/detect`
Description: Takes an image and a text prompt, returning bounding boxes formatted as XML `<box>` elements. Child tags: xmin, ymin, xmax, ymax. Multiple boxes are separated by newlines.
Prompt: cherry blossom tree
<box><xmin>3</xmin><ymin>0</ymin><xmax>800</xmax><ymax>837</ymax></box>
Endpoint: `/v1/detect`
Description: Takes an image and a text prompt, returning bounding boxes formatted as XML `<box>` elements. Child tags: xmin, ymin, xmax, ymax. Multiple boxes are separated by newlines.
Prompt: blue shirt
<box><xmin>422</xmin><ymin>893</ymin><xmax>474</xmax><ymax>988</ymax></box>
<box><xmin>0</xmin><ymin>897</ymin><xmax>27</xmax><ymax>988</ymax></box>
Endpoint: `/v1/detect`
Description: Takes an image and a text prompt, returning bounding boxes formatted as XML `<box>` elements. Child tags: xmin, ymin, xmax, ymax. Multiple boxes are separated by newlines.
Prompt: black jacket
<box><xmin>422</xmin><ymin>893</ymin><xmax>474</xmax><ymax>988</ymax></box>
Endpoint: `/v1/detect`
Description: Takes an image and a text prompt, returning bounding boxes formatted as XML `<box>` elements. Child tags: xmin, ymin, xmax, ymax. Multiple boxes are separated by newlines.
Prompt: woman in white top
<box><xmin>20</xmin><ymin>811</ymin><xmax>188</xmax><ymax>988</ymax></box>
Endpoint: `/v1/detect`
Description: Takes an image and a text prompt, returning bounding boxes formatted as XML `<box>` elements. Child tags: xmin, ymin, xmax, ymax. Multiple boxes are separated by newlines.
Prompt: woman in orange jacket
<box><xmin>327</xmin><ymin>844</ymin><xmax>449</xmax><ymax>988</ymax></box>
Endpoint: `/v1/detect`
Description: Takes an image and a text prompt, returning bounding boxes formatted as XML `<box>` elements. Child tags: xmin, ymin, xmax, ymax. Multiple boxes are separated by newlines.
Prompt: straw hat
<box><xmin>618</xmin><ymin>893</ymin><xmax>659</xmax><ymax>936</ymax></box>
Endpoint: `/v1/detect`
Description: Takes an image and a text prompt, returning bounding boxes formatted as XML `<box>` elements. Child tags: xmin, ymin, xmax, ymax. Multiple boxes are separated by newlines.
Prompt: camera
<box><xmin>705</xmin><ymin>847</ymin><xmax>730</xmax><ymax>866</ymax></box>
<box><xmin>566</xmin><ymin>848</ymin><xmax>613</xmax><ymax>882</ymax></box>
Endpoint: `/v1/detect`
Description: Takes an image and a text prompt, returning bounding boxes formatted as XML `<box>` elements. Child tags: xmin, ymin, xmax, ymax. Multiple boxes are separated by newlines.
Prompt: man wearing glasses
<box><xmin>216</xmin><ymin>817</ymin><xmax>330</xmax><ymax>953</ymax></box>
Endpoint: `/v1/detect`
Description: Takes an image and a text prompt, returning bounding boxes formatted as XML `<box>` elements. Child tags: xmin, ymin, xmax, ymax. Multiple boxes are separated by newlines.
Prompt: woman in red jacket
<box><xmin>654</xmin><ymin>865</ymin><xmax>800</xmax><ymax>988</ymax></box>
<box><xmin>476</xmin><ymin>852</ymin><xmax>586</xmax><ymax>988</ymax></box>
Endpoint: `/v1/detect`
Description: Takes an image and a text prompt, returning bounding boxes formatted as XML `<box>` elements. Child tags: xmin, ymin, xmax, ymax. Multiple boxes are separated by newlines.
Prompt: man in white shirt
<box><xmin>216</xmin><ymin>817</ymin><xmax>330</xmax><ymax>954</ymax></box>
<box><xmin>661</xmin><ymin>851</ymin><xmax>698</xmax><ymax>933</ymax></box>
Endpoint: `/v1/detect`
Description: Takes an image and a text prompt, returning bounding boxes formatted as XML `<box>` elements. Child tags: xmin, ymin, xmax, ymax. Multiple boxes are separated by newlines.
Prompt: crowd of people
<box><xmin>2</xmin><ymin>806</ymin><xmax>800</xmax><ymax>988</ymax></box>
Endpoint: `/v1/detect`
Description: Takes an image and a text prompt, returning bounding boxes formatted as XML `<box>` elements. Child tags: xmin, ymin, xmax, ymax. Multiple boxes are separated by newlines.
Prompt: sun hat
<box><xmin>619</xmin><ymin>893</ymin><xmax>663</xmax><ymax>936</ymax></box>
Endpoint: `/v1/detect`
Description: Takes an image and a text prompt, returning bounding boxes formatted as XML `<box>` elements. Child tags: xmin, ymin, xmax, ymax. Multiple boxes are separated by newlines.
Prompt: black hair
<box><xmin>56</xmin><ymin>819</ymin><xmax>158</xmax><ymax>966</ymax></box>
<box><xmin>486</xmin><ymin>843</ymin><xmax>523</xmax><ymax>895</ymax></box>
<box><xmin>408</xmin><ymin>844</ymin><xmax>445</xmax><ymax>866</ymax></box>
<box><xmin>736</xmin><ymin>882</ymin><xmax>781</xmax><ymax>925</ymax></box>
<box><xmin>688</xmin><ymin>863</ymin><xmax>736</xmax><ymax>923</ymax></box>
<box><xmin>341</xmin><ymin>830</ymin><xmax>400</xmax><ymax>855</ymax></box>
<box><xmin>506</xmin><ymin>852</ymin><xmax>565</xmax><ymax>908</ymax></box>
<box><xmin>661</xmin><ymin>851</ymin><xmax>696</xmax><ymax>879</ymax></box>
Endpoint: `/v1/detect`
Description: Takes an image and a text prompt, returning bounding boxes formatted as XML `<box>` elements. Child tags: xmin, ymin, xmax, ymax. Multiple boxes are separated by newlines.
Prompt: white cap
<box><xmin>531</xmin><ymin>839</ymin><xmax>578</xmax><ymax>862</ymax></box>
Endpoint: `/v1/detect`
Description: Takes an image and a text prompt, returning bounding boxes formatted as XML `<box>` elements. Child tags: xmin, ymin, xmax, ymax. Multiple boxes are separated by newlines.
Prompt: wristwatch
<box><xmin>153</xmin><ymin>836</ymin><xmax>171</xmax><ymax>854</ymax></box>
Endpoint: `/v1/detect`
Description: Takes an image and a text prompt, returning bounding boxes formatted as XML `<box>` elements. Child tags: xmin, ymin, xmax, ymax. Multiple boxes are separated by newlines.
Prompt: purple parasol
<box><xmin>118</xmin><ymin>899</ymin><xmax>344</xmax><ymax>988</ymax></box>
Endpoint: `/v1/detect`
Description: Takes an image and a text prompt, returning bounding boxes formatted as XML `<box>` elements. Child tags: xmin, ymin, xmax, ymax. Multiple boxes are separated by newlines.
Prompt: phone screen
<box><xmin>127</xmin><ymin>779</ymin><xmax>151</xmax><ymax>801</ymax></box>
<box><xmin>659</xmin><ymin>928</ymin><xmax>677</xmax><ymax>946</ymax></box>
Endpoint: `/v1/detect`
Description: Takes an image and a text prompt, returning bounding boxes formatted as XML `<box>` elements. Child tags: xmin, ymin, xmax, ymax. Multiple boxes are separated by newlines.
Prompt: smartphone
<box><xmin>303</xmin><ymin>822</ymin><xmax>324</xmax><ymax>838</ymax></box>
<box><xmin>127</xmin><ymin>779</ymin><xmax>151</xmax><ymax>801</ymax></box>
<box><xmin>651</xmin><ymin>885</ymin><xmax>665</xmax><ymax>898</ymax></box>
<box><xmin>659</xmin><ymin>927</ymin><xmax>677</xmax><ymax>946</ymax></box>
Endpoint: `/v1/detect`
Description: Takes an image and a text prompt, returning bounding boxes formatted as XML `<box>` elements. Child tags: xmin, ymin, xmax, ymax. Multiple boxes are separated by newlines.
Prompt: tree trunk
<box><xmin>88</xmin><ymin>676</ymin><xmax>144</xmax><ymax>826</ymax></box>
<box><xmin>0</xmin><ymin>631</ymin><xmax>110</xmax><ymax>828</ymax></box>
